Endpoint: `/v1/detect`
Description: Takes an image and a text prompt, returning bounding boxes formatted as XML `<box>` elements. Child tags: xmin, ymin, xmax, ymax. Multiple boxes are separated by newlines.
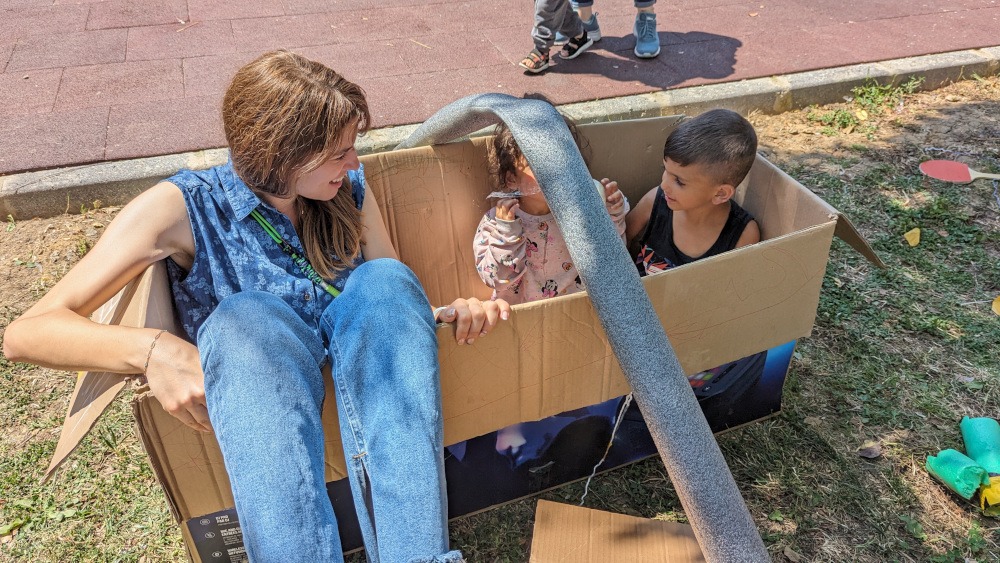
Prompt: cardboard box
<box><xmin>46</xmin><ymin>116</ymin><xmax>881</xmax><ymax>561</ymax></box>
<box><xmin>529</xmin><ymin>500</ymin><xmax>705</xmax><ymax>562</ymax></box>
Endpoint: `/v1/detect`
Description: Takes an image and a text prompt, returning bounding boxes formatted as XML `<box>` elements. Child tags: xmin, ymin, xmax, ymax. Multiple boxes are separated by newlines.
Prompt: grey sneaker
<box><xmin>555</xmin><ymin>14</ymin><xmax>601</xmax><ymax>46</ymax></box>
<box><xmin>633</xmin><ymin>12</ymin><xmax>660</xmax><ymax>58</ymax></box>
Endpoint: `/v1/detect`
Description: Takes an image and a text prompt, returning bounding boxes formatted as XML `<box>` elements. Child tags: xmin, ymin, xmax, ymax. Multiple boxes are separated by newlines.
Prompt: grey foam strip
<box><xmin>398</xmin><ymin>93</ymin><xmax>768</xmax><ymax>562</ymax></box>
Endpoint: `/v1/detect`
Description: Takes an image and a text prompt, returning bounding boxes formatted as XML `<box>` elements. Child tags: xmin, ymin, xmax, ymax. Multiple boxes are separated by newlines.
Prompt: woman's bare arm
<box><xmin>357</xmin><ymin>186</ymin><xmax>399</xmax><ymax>261</ymax></box>
<box><xmin>4</xmin><ymin>182</ymin><xmax>193</xmax><ymax>372</ymax></box>
<box><xmin>3</xmin><ymin>182</ymin><xmax>212</xmax><ymax>432</ymax></box>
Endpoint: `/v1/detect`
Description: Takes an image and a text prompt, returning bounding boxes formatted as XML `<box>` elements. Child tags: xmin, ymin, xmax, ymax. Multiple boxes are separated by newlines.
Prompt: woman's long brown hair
<box><xmin>222</xmin><ymin>50</ymin><xmax>370</xmax><ymax>279</ymax></box>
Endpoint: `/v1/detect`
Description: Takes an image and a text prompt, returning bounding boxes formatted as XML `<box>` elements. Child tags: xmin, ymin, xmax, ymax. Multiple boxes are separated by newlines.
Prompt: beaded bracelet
<box><xmin>143</xmin><ymin>329</ymin><xmax>168</xmax><ymax>376</ymax></box>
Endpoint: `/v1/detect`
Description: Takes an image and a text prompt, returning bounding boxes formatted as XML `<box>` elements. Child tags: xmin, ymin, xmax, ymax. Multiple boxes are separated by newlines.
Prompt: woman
<box><xmin>3</xmin><ymin>50</ymin><xmax>508</xmax><ymax>562</ymax></box>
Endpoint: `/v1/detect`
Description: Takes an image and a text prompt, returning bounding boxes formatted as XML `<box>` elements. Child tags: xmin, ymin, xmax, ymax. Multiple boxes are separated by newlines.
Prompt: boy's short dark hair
<box><xmin>663</xmin><ymin>109</ymin><xmax>757</xmax><ymax>187</ymax></box>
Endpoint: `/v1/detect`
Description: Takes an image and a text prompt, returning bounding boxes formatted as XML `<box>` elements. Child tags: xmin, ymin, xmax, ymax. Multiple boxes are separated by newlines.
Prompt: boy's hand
<box><xmin>601</xmin><ymin>178</ymin><xmax>625</xmax><ymax>215</ymax></box>
<box><xmin>495</xmin><ymin>198</ymin><xmax>520</xmax><ymax>222</ymax></box>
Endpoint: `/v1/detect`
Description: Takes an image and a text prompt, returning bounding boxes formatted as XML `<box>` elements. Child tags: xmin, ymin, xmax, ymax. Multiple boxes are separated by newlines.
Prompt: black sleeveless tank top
<box><xmin>635</xmin><ymin>187</ymin><xmax>754</xmax><ymax>275</ymax></box>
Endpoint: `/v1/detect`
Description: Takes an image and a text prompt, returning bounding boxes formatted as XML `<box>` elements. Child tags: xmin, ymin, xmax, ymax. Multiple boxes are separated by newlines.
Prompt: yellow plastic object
<box><xmin>981</xmin><ymin>476</ymin><xmax>1000</xmax><ymax>517</ymax></box>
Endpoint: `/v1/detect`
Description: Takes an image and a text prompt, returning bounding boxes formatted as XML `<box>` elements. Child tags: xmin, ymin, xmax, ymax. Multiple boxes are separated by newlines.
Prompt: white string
<box><xmin>579</xmin><ymin>393</ymin><xmax>633</xmax><ymax>506</ymax></box>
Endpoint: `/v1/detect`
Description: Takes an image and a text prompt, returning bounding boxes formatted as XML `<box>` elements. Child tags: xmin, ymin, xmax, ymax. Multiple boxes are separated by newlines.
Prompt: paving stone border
<box><xmin>2</xmin><ymin>47</ymin><xmax>998</xmax><ymax>220</ymax></box>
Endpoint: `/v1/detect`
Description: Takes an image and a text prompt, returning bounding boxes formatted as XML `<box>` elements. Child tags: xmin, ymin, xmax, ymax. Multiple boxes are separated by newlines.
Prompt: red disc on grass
<box><xmin>919</xmin><ymin>160</ymin><xmax>973</xmax><ymax>183</ymax></box>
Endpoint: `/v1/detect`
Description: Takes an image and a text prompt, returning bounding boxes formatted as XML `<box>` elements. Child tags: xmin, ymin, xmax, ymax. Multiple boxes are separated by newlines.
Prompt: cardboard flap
<box><xmin>529</xmin><ymin>500</ymin><xmax>705</xmax><ymax>562</ymax></box>
<box><xmin>44</xmin><ymin>288</ymin><xmax>135</xmax><ymax>480</ymax></box>
<box><xmin>44</xmin><ymin>264</ymin><xmax>171</xmax><ymax>481</ymax></box>
<box><xmin>835</xmin><ymin>212</ymin><xmax>886</xmax><ymax>268</ymax></box>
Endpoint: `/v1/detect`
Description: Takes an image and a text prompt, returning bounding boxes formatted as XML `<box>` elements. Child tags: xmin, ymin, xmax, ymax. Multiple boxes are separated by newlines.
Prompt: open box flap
<box><xmin>45</xmin><ymin>261</ymin><xmax>179</xmax><ymax>481</ymax></box>
<box><xmin>529</xmin><ymin>500</ymin><xmax>705</xmax><ymax>562</ymax></box>
<box><xmin>835</xmin><ymin>212</ymin><xmax>886</xmax><ymax>269</ymax></box>
<box><xmin>746</xmin><ymin>156</ymin><xmax>884</xmax><ymax>269</ymax></box>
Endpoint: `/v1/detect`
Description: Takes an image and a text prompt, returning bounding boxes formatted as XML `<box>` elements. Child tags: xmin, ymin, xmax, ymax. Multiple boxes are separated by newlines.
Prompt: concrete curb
<box><xmin>2</xmin><ymin>47</ymin><xmax>998</xmax><ymax>220</ymax></box>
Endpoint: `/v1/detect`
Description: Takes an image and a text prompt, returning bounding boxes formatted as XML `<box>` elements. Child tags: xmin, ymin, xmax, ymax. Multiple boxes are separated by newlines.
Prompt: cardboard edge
<box><xmin>834</xmin><ymin>212</ymin><xmax>887</xmax><ymax>269</ymax></box>
<box><xmin>43</xmin><ymin>272</ymin><xmax>146</xmax><ymax>481</ymax></box>
<box><xmin>42</xmin><ymin>374</ymin><xmax>131</xmax><ymax>482</ymax></box>
<box><xmin>760</xmin><ymin>157</ymin><xmax>885</xmax><ymax>268</ymax></box>
<box><xmin>132</xmin><ymin>391</ymin><xmax>183</xmax><ymax>522</ymax></box>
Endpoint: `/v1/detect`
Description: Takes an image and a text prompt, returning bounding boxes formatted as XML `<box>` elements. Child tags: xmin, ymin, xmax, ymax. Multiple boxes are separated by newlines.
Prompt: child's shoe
<box><xmin>519</xmin><ymin>48</ymin><xmax>550</xmax><ymax>73</ymax></box>
<box><xmin>555</xmin><ymin>14</ymin><xmax>601</xmax><ymax>46</ymax></box>
<box><xmin>633</xmin><ymin>12</ymin><xmax>660</xmax><ymax>58</ymax></box>
<box><xmin>558</xmin><ymin>31</ymin><xmax>594</xmax><ymax>60</ymax></box>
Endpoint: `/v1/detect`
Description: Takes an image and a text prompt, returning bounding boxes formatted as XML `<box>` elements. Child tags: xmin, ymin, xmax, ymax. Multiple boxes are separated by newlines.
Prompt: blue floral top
<box><xmin>164</xmin><ymin>162</ymin><xmax>365</xmax><ymax>343</ymax></box>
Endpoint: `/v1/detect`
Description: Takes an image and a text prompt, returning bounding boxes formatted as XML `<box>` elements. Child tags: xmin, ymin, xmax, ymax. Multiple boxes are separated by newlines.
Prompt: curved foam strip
<box><xmin>398</xmin><ymin>93</ymin><xmax>768</xmax><ymax>561</ymax></box>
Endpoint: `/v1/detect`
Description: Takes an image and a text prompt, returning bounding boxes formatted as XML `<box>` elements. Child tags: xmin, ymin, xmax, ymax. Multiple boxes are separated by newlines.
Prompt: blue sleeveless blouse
<box><xmin>164</xmin><ymin>162</ymin><xmax>365</xmax><ymax>343</ymax></box>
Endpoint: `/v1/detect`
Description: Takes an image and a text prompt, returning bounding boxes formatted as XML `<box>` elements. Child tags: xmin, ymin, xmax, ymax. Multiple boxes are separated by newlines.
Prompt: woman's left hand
<box><xmin>436</xmin><ymin>297</ymin><xmax>511</xmax><ymax>345</ymax></box>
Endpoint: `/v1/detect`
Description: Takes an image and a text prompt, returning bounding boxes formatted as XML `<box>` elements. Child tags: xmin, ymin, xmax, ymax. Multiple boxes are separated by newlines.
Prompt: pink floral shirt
<box><xmin>473</xmin><ymin>190</ymin><xmax>629</xmax><ymax>305</ymax></box>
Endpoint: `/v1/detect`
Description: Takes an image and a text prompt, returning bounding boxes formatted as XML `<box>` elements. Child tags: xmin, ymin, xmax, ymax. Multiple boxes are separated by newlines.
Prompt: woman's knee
<box><xmin>198</xmin><ymin>290</ymin><xmax>324</xmax><ymax>362</ymax></box>
<box><xmin>344</xmin><ymin>258</ymin><xmax>430</xmax><ymax>308</ymax></box>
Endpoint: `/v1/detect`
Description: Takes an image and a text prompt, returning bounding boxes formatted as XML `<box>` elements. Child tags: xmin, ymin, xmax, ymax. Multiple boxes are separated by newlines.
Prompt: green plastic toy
<box><xmin>926</xmin><ymin>449</ymin><xmax>990</xmax><ymax>500</ymax></box>
<box><xmin>960</xmin><ymin>417</ymin><xmax>1000</xmax><ymax>516</ymax></box>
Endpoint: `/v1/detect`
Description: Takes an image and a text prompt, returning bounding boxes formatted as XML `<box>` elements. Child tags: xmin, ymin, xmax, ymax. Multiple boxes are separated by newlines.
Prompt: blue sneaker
<box><xmin>633</xmin><ymin>12</ymin><xmax>660</xmax><ymax>58</ymax></box>
<box><xmin>554</xmin><ymin>14</ymin><xmax>601</xmax><ymax>46</ymax></box>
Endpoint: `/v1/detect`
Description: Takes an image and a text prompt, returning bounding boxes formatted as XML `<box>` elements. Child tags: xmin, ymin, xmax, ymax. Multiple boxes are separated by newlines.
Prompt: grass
<box><xmin>808</xmin><ymin>76</ymin><xmax>926</xmax><ymax>137</ymax></box>
<box><xmin>3</xmin><ymin>76</ymin><xmax>1000</xmax><ymax>562</ymax></box>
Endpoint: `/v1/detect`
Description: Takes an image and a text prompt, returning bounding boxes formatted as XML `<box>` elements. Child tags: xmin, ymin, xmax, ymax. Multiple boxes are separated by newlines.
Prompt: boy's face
<box><xmin>660</xmin><ymin>158</ymin><xmax>733</xmax><ymax>211</ymax></box>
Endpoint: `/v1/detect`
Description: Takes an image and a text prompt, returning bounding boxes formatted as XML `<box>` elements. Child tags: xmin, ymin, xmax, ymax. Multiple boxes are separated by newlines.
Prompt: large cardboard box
<box><xmin>47</xmin><ymin>116</ymin><xmax>881</xmax><ymax>561</ymax></box>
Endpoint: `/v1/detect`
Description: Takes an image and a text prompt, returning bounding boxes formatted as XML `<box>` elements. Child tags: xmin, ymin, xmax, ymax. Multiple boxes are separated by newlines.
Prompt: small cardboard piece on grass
<box><xmin>529</xmin><ymin>500</ymin><xmax>705</xmax><ymax>562</ymax></box>
<box><xmin>44</xmin><ymin>116</ymin><xmax>882</xmax><ymax>560</ymax></box>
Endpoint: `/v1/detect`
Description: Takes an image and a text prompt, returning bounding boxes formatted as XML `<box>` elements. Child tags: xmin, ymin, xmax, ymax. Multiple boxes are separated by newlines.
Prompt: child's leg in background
<box><xmin>633</xmin><ymin>0</ymin><xmax>661</xmax><ymax>58</ymax></box>
<box><xmin>534</xmin><ymin>0</ymin><xmax>583</xmax><ymax>52</ymax></box>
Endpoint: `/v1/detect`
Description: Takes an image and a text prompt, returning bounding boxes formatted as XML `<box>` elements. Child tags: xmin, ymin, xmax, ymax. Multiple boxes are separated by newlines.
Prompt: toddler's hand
<box><xmin>496</xmin><ymin>198</ymin><xmax>520</xmax><ymax>221</ymax></box>
<box><xmin>601</xmin><ymin>178</ymin><xmax>625</xmax><ymax>214</ymax></box>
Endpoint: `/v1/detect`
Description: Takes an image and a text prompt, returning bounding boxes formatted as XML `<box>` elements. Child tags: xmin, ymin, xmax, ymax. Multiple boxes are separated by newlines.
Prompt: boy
<box><xmin>625</xmin><ymin>109</ymin><xmax>760</xmax><ymax>274</ymax></box>
<box><xmin>519</xmin><ymin>0</ymin><xmax>595</xmax><ymax>73</ymax></box>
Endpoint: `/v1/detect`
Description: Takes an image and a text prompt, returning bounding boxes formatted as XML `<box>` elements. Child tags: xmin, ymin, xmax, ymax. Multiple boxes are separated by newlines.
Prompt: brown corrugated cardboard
<box><xmin>45</xmin><ymin>115</ymin><xmax>881</xmax><ymax>560</ymax></box>
<box><xmin>529</xmin><ymin>500</ymin><xmax>705</xmax><ymax>562</ymax></box>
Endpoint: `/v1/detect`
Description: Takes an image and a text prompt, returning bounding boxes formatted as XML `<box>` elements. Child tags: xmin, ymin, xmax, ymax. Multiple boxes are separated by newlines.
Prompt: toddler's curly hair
<box><xmin>487</xmin><ymin>113</ymin><xmax>589</xmax><ymax>191</ymax></box>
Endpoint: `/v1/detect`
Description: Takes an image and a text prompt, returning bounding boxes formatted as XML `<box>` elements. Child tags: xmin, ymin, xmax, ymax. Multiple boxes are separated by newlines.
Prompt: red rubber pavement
<box><xmin>1</xmin><ymin>0</ymin><xmax>998</xmax><ymax>175</ymax></box>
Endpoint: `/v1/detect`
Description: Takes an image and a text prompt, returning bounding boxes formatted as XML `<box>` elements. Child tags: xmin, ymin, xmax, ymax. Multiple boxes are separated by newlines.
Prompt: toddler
<box><xmin>626</xmin><ymin>108</ymin><xmax>761</xmax><ymax>274</ymax></box>
<box><xmin>474</xmin><ymin>119</ymin><xmax>628</xmax><ymax>305</ymax></box>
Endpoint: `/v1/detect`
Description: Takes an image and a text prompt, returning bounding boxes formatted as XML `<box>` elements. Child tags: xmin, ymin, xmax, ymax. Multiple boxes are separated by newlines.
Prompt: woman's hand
<box><xmin>145</xmin><ymin>332</ymin><xmax>213</xmax><ymax>433</ymax></box>
<box><xmin>435</xmin><ymin>298</ymin><xmax>512</xmax><ymax>345</ymax></box>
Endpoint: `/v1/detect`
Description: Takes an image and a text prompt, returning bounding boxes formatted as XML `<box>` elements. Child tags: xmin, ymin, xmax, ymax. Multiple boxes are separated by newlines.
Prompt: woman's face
<box><xmin>290</xmin><ymin>124</ymin><xmax>361</xmax><ymax>201</ymax></box>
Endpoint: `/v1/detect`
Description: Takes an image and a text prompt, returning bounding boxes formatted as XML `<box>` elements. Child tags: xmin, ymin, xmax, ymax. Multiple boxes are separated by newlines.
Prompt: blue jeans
<box><xmin>198</xmin><ymin>259</ymin><xmax>462</xmax><ymax>563</ymax></box>
<box><xmin>572</xmin><ymin>0</ymin><xmax>656</xmax><ymax>8</ymax></box>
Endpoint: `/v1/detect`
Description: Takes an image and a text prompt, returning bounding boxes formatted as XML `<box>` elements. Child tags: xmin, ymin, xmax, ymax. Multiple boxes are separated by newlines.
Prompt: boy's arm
<box><xmin>624</xmin><ymin>187</ymin><xmax>659</xmax><ymax>247</ymax></box>
<box><xmin>735</xmin><ymin>219</ymin><xmax>761</xmax><ymax>248</ymax></box>
<box><xmin>473</xmin><ymin>212</ymin><xmax>528</xmax><ymax>289</ymax></box>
